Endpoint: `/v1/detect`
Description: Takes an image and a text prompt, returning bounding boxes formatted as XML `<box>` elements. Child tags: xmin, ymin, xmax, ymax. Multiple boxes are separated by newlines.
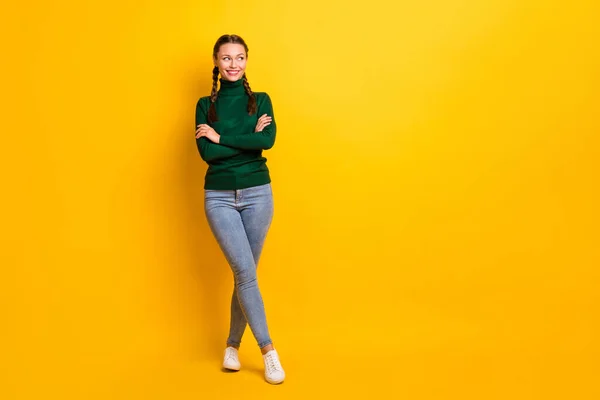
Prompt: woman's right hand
<box><xmin>255</xmin><ymin>114</ymin><xmax>272</xmax><ymax>132</ymax></box>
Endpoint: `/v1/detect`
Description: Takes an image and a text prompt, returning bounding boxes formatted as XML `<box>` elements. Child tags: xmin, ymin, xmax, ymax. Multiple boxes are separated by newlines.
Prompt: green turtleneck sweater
<box><xmin>195</xmin><ymin>78</ymin><xmax>276</xmax><ymax>190</ymax></box>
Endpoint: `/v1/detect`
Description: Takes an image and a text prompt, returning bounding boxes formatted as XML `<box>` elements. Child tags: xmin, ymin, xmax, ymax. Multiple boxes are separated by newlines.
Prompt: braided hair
<box><xmin>208</xmin><ymin>66</ymin><xmax>219</xmax><ymax>123</ymax></box>
<box><xmin>242</xmin><ymin>73</ymin><xmax>258</xmax><ymax>115</ymax></box>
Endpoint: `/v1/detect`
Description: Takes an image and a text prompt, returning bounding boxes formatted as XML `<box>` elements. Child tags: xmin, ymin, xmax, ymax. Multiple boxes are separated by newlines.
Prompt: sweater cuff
<box><xmin>219</xmin><ymin>135</ymin><xmax>234</xmax><ymax>147</ymax></box>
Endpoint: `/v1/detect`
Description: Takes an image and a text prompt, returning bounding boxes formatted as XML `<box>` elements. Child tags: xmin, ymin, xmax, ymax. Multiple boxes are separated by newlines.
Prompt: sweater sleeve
<box><xmin>195</xmin><ymin>98</ymin><xmax>244</xmax><ymax>162</ymax></box>
<box><xmin>219</xmin><ymin>93</ymin><xmax>276</xmax><ymax>150</ymax></box>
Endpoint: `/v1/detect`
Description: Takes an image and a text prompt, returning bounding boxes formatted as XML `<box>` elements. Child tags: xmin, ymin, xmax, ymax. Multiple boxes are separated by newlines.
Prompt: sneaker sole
<box><xmin>265</xmin><ymin>376</ymin><xmax>285</xmax><ymax>384</ymax></box>
<box><xmin>223</xmin><ymin>362</ymin><xmax>241</xmax><ymax>371</ymax></box>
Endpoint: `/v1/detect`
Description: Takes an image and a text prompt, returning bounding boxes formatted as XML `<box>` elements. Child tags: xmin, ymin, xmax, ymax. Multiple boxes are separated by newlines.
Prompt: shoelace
<box><xmin>265</xmin><ymin>353</ymin><xmax>282</xmax><ymax>372</ymax></box>
<box><xmin>226</xmin><ymin>349</ymin><xmax>237</xmax><ymax>361</ymax></box>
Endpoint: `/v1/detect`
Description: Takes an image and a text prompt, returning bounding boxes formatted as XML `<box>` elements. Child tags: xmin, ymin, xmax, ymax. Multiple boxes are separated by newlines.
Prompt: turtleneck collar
<box><xmin>218</xmin><ymin>77</ymin><xmax>246</xmax><ymax>96</ymax></box>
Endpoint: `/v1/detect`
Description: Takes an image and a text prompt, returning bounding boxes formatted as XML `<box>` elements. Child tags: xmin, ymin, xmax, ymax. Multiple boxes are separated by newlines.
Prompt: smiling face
<box><xmin>214</xmin><ymin>43</ymin><xmax>247</xmax><ymax>81</ymax></box>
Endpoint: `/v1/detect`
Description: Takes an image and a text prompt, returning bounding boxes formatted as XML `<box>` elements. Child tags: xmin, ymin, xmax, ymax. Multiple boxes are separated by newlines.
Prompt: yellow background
<box><xmin>2</xmin><ymin>0</ymin><xmax>599</xmax><ymax>399</ymax></box>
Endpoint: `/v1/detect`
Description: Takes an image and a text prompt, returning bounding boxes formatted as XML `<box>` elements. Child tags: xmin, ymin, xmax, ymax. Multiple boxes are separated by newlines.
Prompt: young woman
<box><xmin>194</xmin><ymin>34</ymin><xmax>285</xmax><ymax>385</ymax></box>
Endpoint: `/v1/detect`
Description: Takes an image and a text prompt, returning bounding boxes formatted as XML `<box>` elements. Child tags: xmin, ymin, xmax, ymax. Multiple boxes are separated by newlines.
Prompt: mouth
<box><xmin>226</xmin><ymin>70</ymin><xmax>241</xmax><ymax>76</ymax></box>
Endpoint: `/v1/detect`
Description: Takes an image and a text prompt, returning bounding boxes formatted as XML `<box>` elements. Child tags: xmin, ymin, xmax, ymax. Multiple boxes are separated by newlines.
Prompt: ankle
<box><xmin>260</xmin><ymin>344</ymin><xmax>274</xmax><ymax>355</ymax></box>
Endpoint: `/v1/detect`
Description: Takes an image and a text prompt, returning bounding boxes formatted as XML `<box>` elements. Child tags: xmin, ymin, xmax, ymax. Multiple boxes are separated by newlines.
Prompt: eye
<box><xmin>223</xmin><ymin>57</ymin><xmax>230</xmax><ymax>61</ymax></box>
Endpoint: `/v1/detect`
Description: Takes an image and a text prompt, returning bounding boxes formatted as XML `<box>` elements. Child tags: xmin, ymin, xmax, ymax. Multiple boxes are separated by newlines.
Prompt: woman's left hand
<box><xmin>196</xmin><ymin>124</ymin><xmax>220</xmax><ymax>143</ymax></box>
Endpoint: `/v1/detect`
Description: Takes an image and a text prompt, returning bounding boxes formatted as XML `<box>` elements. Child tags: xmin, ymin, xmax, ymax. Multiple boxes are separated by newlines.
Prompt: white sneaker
<box><xmin>223</xmin><ymin>347</ymin><xmax>241</xmax><ymax>371</ymax></box>
<box><xmin>263</xmin><ymin>349</ymin><xmax>285</xmax><ymax>384</ymax></box>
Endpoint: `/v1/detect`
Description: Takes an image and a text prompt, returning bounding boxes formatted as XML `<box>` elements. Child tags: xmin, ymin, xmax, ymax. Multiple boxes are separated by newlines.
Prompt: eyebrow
<box><xmin>221</xmin><ymin>53</ymin><xmax>245</xmax><ymax>57</ymax></box>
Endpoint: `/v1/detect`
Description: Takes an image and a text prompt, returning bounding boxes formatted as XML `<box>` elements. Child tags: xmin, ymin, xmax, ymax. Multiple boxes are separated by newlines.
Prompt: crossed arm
<box><xmin>195</xmin><ymin>94</ymin><xmax>276</xmax><ymax>162</ymax></box>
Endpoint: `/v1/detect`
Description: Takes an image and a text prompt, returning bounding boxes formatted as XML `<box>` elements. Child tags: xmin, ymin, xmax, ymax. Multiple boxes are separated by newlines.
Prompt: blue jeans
<box><xmin>204</xmin><ymin>183</ymin><xmax>274</xmax><ymax>349</ymax></box>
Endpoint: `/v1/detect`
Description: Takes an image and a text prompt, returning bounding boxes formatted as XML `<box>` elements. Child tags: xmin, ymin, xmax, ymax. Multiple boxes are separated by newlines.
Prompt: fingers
<box><xmin>196</xmin><ymin>124</ymin><xmax>213</xmax><ymax>137</ymax></box>
<box><xmin>195</xmin><ymin>126</ymin><xmax>208</xmax><ymax>138</ymax></box>
<box><xmin>196</xmin><ymin>124</ymin><xmax>214</xmax><ymax>133</ymax></box>
<box><xmin>257</xmin><ymin>115</ymin><xmax>272</xmax><ymax>124</ymax></box>
<box><xmin>258</xmin><ymin>122</ymin><xmax>271</xmax><ymax>132</ymax></box>
<box><xmin>255</xmin><ymin>121</ymin><xmax>271</xmax><ymax>132</ymax></box>
<box><xmin>255</xmin><ymin>115</ymin><xmax>272</xmax><ymax>132</ymax></box>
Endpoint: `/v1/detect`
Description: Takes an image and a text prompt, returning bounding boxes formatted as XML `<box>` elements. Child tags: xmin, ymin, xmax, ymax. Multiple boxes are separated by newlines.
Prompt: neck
<box><xmin>218</xmin><ymin>77</ymin><xmax>245</xmax><ymax>96</ymax></box>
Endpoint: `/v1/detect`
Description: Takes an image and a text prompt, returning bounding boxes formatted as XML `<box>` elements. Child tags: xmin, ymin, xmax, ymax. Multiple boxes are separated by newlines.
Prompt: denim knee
<box><xmin>234</xmin><ymin>266</ymin><xmax>257</xmax><ymax>289</ymax></box>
